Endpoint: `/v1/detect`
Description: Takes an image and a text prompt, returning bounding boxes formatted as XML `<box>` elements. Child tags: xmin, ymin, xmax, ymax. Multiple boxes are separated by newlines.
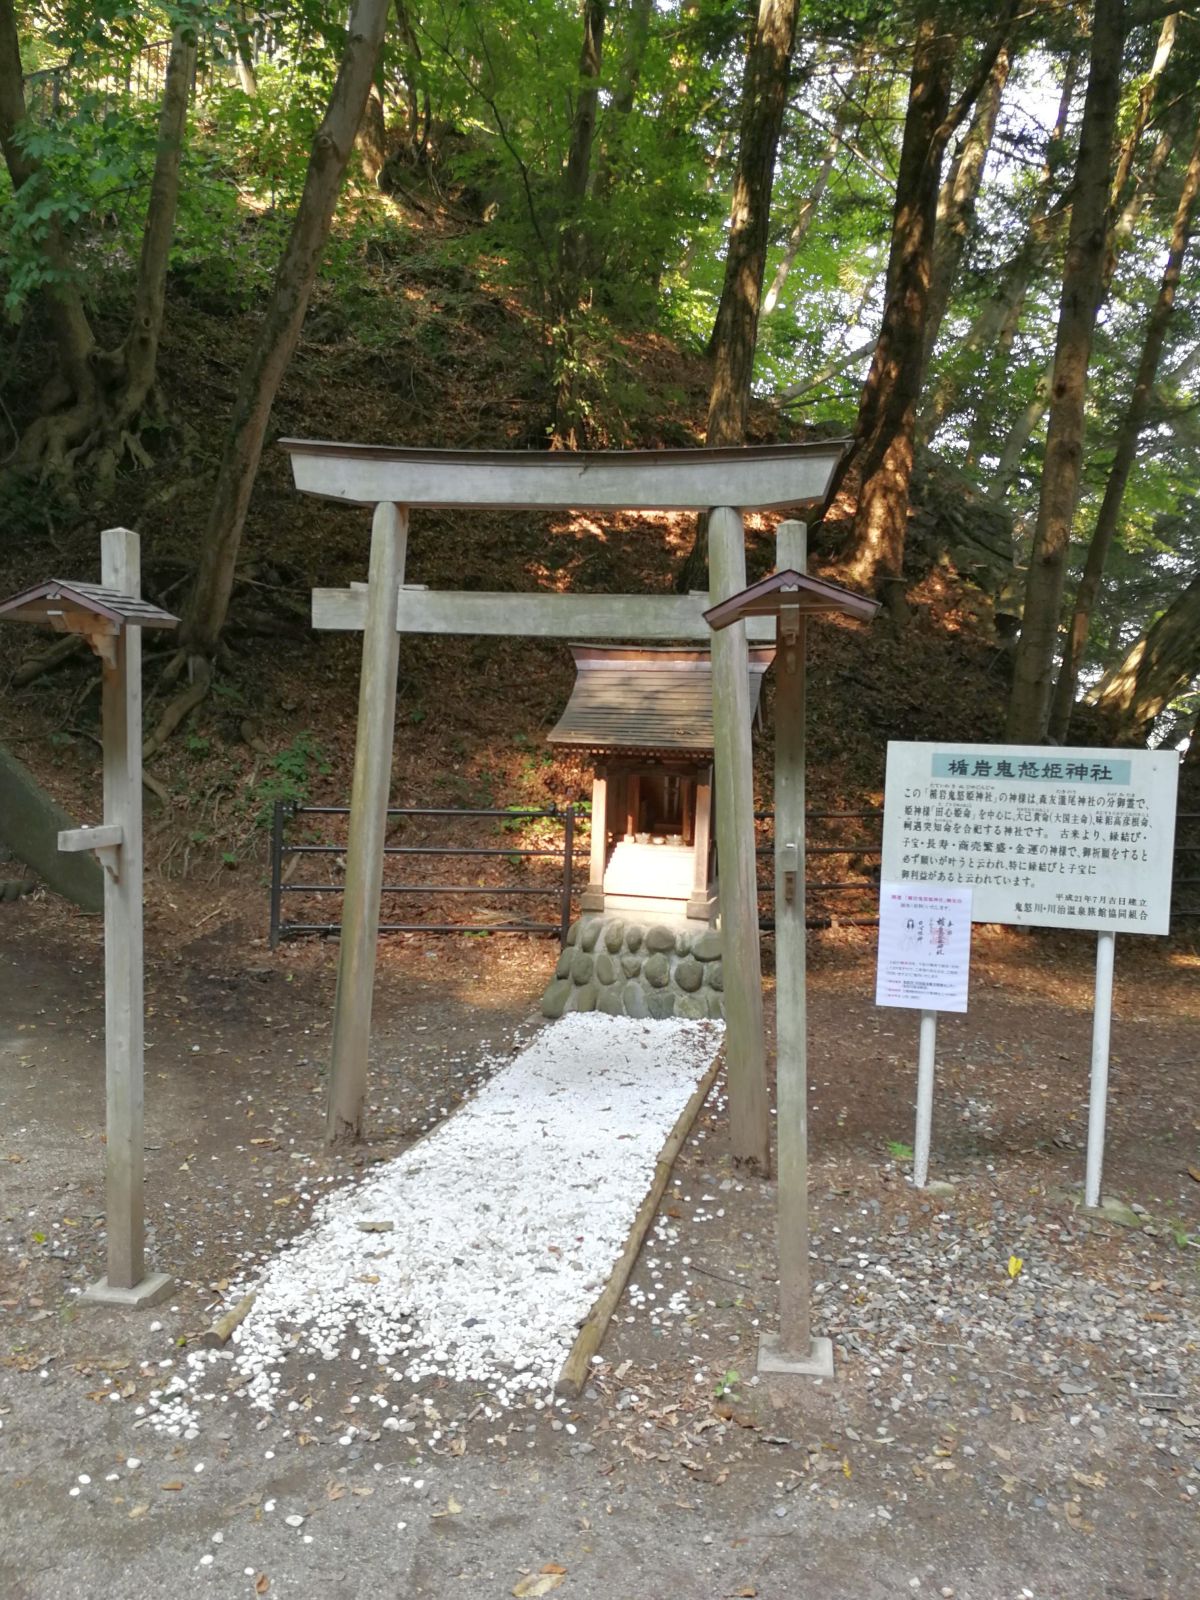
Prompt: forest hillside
<box><xmin>2</xmin><ymin>0</ymin><xmax>1198</xmax><ymax>920</ymax></box>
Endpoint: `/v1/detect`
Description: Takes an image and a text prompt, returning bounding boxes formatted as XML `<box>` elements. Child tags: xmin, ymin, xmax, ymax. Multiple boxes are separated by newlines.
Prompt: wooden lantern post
<box><xmin>0</xmin><ymin>531</ymin><xmax>176</xmax><ymax>1307</ymax></box>
<box><xmin>705</xmin><ymin>525</ymin><xmax>878</xmax><ymax>1377</ymax></box>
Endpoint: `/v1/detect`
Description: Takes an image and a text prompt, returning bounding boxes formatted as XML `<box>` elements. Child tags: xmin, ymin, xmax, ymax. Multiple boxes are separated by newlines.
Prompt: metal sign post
<box><xmin>913</xmin><ymin>1008</ymin><xmax>938</xmax><ymax>1189</ymax></box>
<box><xmin>1085</xmin><ymin>930</ymin><xmax>1117</xmax><ymax>1209</ymax></box>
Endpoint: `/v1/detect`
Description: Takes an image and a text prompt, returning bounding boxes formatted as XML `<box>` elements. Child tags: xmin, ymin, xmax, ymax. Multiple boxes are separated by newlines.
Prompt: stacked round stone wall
<box><xmin>540</xmin><ymin>915</ymin><xmax>723</xmax><ymax>1022</ymax></box>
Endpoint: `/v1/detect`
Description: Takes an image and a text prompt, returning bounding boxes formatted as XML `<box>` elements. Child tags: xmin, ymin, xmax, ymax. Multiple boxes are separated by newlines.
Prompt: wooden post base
<box><xmin>757</xmin><ymin>1331</ymin><xmax>834</xmax><ymax>1379</ymax></box>
<box><xmin>81</xmin><ymin>1271</ymin><xmax>173</xmax><ymax>1309</ymax></box>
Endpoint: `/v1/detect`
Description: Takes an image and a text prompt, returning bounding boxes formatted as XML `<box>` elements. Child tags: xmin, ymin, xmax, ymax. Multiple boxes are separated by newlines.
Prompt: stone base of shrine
<box><xmin>540</xmin><ymin>913</ymin><xmax>724</xmax><ymax>1022</ymax></box>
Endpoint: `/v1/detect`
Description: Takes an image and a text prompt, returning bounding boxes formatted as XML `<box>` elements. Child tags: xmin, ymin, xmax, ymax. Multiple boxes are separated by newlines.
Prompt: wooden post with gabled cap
<box><xmin>706</xmin><ymin>532</ymin><xmax>878</xmax><ymax>1376</ymax></box>
<box><xmin>0</xmin><ymin>532</ymin><xmax>177</xmax><ymax>1308</ymax></box>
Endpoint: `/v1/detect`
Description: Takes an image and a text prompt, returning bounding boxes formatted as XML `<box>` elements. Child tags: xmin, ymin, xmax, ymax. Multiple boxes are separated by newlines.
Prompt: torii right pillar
<box><xmin>708</xmin><ymin>506</ymin><xmax>769</xmax><ymax>1174</ymax></box>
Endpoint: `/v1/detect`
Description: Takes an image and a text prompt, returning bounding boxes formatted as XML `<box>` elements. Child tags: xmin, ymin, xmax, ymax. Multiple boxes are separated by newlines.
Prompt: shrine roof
<box><xmin>547</xmin><ymin>644</ymin><xmax>773</xmax><ymax>754</ymax></box>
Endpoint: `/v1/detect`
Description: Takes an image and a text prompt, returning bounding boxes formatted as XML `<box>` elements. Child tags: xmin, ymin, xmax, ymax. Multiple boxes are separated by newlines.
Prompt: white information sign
<box><xmin>881</xmin><ymin>742</ymin><xmax>1179</xmax><ymax>935</ymax></box>
<box><xmin>876</xmin><ymin>883</ymin><xmax>972</xmax><ymax>1013</ymax></box>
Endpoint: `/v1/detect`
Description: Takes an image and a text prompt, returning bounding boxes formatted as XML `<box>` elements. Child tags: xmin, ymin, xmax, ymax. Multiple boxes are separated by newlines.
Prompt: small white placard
<box><xmin>876</xmin><ymin>882</ymin><xmax>973</xmax><ymax>1013</ymax></box>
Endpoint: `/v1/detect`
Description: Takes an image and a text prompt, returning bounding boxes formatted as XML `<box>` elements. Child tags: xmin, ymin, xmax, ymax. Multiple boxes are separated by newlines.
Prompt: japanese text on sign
<box><xmin>876</xmin><ymin>883</ymin><xmax>972</xmax><ymax>1013</ymax></box>
<box><xmin>881</xmin><ymin>742</ymin><xmax>1179</xmax><ymax>935</ymax></box>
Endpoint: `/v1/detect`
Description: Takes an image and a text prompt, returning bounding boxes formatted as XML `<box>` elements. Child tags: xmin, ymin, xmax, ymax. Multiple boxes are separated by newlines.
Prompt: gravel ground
<box><xmin>149</xmin><ymin>1013</ymin><xmax>722</xmax><ymax>1433</ymax></box>
<box><xmin>1</xmin><ymin>913</ymin><xmax>1198</xmax><ymax>1598</ymax></box>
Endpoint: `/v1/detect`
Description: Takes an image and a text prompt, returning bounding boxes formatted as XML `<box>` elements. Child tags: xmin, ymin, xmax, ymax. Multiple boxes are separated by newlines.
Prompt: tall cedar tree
<box><xmin>172</xmin><ymin>0</ymin><xmax>388</xmax><ymax>703</ymax></box>
<box><xmin>676</xmin><ymin>0</ymin><xmax>799</xmax><ymax>589</ymax></box>
<box><xmin>841</xmin><ymin>3</ymin><xmax>1015</xmax><ymax>610</ymax></box>
<box><xmin>1006</xmin><ymin>0</ymin><xmax>1125</xmax><ymax>742</ymax></box>
<box><xmin>1049</xmin><ymin>111</ymin><xmax>1200</xmax><ymax>740</ymax></box>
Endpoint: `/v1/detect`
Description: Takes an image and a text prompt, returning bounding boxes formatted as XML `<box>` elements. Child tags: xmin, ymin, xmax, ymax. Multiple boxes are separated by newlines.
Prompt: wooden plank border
<box><xmin>555</xmin><ymin>1043</ymin><xmax>725</xmax><ymax>1399</ymax></box>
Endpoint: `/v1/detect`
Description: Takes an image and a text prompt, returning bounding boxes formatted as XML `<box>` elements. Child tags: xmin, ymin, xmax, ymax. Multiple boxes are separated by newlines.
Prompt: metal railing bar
<box><xmin>280</xmin><ymin>921</ymin><xmax>561</xmax><ymax>936</ymax></box>
<box><xmin>292</xmin><ymin>804</ymin><xmax>580</xmax><ymax>820</ymax></box>
<box><xmin>279</xmin><ymin>843</ymin><xmax>583</xmax><ymax>859</ymax></box>
<box><xmin>283</xmin><ymin>884</ymin><xmax>564</xmax><ymax>896</ymax></box>
<box><xmin>754</xmin><ymin>843</ymin><xmax>880</xmax><ymax>856</ymax></box>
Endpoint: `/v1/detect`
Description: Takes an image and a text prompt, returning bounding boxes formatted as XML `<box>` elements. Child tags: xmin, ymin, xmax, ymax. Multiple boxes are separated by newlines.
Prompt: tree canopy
<box><xmin>2</xmin><ymin>0</ymin><xmax>1198</xmax><ymax>748</ymax></box>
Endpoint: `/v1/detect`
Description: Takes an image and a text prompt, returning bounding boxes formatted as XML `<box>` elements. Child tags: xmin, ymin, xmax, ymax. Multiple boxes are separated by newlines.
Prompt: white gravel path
<box><xmin>152</xmin><ymin>1013</ymin><xmax>722</xmax><ymax>1435</ymax></box>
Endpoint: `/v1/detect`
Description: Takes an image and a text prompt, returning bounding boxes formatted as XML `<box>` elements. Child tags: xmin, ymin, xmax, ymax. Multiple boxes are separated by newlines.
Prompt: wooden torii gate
<box><xmin>282</xmin><ymin>439</ymin><xmax>847</xmax><ymax>1172</ymax></box>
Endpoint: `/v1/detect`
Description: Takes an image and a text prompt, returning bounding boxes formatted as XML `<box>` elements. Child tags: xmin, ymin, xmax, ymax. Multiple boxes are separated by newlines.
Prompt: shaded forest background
<box><xmin>1</xmin><ymin>0</ymin><xmax>1198</xmax><ymax>903</ymax></box>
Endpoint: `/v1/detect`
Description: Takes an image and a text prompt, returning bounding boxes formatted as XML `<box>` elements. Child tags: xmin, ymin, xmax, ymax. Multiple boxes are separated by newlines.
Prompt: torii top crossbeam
<box><xmin>283</xmin><ymin>437</ymin><xmax>850</xmax><ymax>1171</ymax></box>
<box><xmin>280</xmin><ymin>438</ymin><xmax>848</xmax><ymax>511</ymax></box>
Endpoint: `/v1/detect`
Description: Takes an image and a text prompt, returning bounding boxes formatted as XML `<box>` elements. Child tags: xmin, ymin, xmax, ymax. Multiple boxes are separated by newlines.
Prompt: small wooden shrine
<box><xmin>548</xmin><ymin>644</ymin><xmax>773</xmax><ymax>925</ymax></box>
<box><xmin>541</xmin><ymin>642</ymin><xmax>773</xmax><ymax>1022</ymax></box>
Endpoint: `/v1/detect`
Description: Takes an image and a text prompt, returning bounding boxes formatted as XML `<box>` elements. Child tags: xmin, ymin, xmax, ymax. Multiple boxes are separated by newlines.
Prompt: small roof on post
<box><xmin>280</xmin><ymin>439</ymin><xmax>851</xmax><ymax>512</ymax></box>
<box><xmin>0</xmin><ymin>579</ymin><xmax>179</xmax><ymax>632</ymax></box>
<box><xmin>0</xmin><ymin>578</ymin><xmax>178</xmax><ymax>667</ymax></box>
<box><xmin>704</xmin><ymin>568</ymin><xmax>879</xmax><ymax>631</ymax></box>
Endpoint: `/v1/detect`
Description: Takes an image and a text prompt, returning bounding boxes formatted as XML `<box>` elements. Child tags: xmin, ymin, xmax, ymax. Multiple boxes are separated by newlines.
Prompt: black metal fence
<box><xmin>755</xmin><ymin>808</ymin><xmax>882</xmax><ymax>929</ymax></box>
<box><xmin>269</xmin><ymin>803</ymin><xmax>1200</xmax><ymax>946</ymax></box>
<box><xmin>269</xmin><ymin>803</ymin><xmax>587</xmax><ymax>947</ymax></box>
<box><xmin>1177</xmin><ymin>811</ymin><xmax>1200</xmax><ymax>921</ymax></box>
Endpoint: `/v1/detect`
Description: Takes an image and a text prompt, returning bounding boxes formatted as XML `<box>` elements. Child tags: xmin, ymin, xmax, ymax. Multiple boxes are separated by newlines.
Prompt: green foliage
<box><xmin>250</xmin><ymin>731</ymin><xmax>331</xmax><ymax>826</ymax></box>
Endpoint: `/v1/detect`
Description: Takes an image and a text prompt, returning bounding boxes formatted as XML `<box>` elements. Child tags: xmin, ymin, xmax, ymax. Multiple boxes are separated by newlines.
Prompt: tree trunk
<box><xmin>2</xmin><ymin>10</ymin><xmax>195</xmax><ymax>479</ymax></box>
<box><xmin>1103</xmin><ymin>13</ymin><xmax>1176</xmax><ymax>265</ymax></box>
<box><xmin>842</xmin><ymin>13</ymin><xmax>955</xmax><ymax>603</ymax></box>
<box><xmin>922</xmin><ymin>42</ymin><xmax>1012</xmax><ymax>365</ymax></box>
<box><xmin>672</xmin><ymin>0</ymin><xmax>798</xmax><ymax>591</ymax></box>
<box><xmin>986</xmin><ymin>356</ymin><xmax>1052</xmax><ymax>498</ymax></box>
<box><xmin>358</xmin><ymin>81</ymin><xmax>387</xmax><ymax>181</ymax></box>
<box><xmin>923</xmin><ymin>52</ymin><xmax>1078</xmax><ymax>445</ymax></box>
<box><xmin>117</xmin><ymin>22</ymin><xmax>198</xmax><ymax>424</ymax></box>
<box><xmin>233</xmin><ymin>3</ymin><xmax>259</xmax><ymax>96</ymax></box>
<box><xmin>0</xmin><ymin>0</ymin><xmax>97</xmax><ymax>406</ymax></box>
<box><xmin>593</xmin><ymin>0</ymin><xmax>653</xmax><ymax>200</ymax></box>
<box><xmin>979</xmin><ymin>122</ymin><xmax>1174</xmax><ymax>490</ymax></box>
<box><xmin>552</xmin><ymin>0</ymin><xmax>609</xmax><ymax>446</ymax></box>
<box><xmin>703</xmin><ymin>0</ymin><xmax>799</xmax><ymax>447</ymax></box>
<box><xmin>558</xmin><ymin>0</ymin><xmax>607</xmax><ymax>302</ymax></box>
<box><xmin>1005</xmin><ymin>0</ymin><xmax>1124</xmax><ymax>743</ymax></box>
<box><xmin>392</xmin><ymin>0</ymin><xmax>424</xmax><ymax>149</ymax></box>
<box><xmin>178</xmin><ymin>0</ymin><xmax>389</xmax><ymax>667</ymax></box>
<box><xmin>841</xmin><ymin>6</ymin><xmax>1015</xmax><ymax>604</ymax></box>
<box><xmin>975</xmin><ymin>20</ymin><xmax>1173</xmax><ymax>486</ymax></box>
<box><xmin>1087</xmin><ymin>570</ymin><xmax>1200</xmax><ymax>745</ymax></box>
<box><xmin>1048</xmin><ymin>112</ymin><xmax>1200</xmax><ymax>741</ymax></box>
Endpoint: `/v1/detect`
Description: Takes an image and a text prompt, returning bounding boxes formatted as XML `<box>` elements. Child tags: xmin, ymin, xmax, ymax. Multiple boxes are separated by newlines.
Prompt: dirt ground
<box><xmin>1</xmin><ymin>896</ymin><xmax>1198</xmax><ymax>1600</ymax></box>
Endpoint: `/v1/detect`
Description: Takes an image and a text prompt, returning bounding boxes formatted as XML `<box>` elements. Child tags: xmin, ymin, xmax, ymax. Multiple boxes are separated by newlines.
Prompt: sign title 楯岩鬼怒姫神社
<box><xmin>880</xmin><ymin>742</ymin><xmax>1179</xmax><ymax>936</ymax></box>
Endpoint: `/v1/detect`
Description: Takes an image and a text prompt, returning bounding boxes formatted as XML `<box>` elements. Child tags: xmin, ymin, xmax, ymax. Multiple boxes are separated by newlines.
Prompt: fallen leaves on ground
<box><xmin>512</xmin><ymin>1566</ymin><xmax>566</xmax><ymax>1597</ymax></box>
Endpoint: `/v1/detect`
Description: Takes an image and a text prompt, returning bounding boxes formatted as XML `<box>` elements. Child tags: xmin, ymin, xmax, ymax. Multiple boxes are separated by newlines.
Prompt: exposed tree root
<box><xmin>12</xmin><ymin>634</ymin><xmax>85</xmax><ymax>687</ymax></box>
<box><xmin>142</xmin><ymin>657</ymin><xmax>211</xmax><ymax>760</ymax></box>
